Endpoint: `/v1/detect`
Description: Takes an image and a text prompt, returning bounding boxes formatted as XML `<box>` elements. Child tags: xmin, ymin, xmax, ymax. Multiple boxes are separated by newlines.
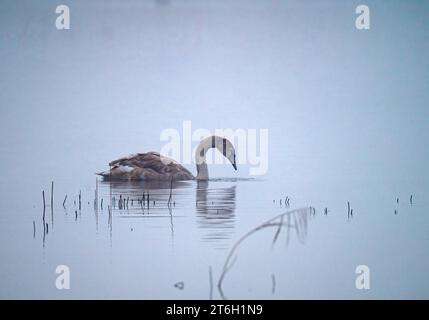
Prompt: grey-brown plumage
<box><xmin>97</xmin><ymin>136</ymin><xmax>237</xmax><ymax>181</ymax></box>
<box><xmin>97</xmin><ymin>152</ymin><xmax>194</xmax><ymax>181</ymax></box>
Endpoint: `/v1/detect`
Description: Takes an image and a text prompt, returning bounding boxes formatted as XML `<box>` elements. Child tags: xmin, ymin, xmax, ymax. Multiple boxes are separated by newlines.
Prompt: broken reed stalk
<box><xmin>347</xmin><ymin>201</ymin><xmax>350</xmax><ymax>219</ymax></box>
<box><xmin>168</xmin><ymin>178</ymin><xmax>173</xmax><ymax>207</ymax></box>
<box><xmin>284</xmin><ymin>196</ymin><xmax>290</xmax><ymax>207</ymax></box>
<box><xmin>33</xmin><ymin>221</ymin><xmax>36</xmax><ymax>238</ymax></box>
<box><xmin>147</xmin><ymin>191</ymin><xmax>150</xmax><ymax>208</ymax></box>
<box><xmin>139</xmin><ymin>196</ymin><xmax>144</xmax><ymax>211</ymax></box>
<box><xmin>79</xmin><ymin>190</ymin><xmax>82</xmax><ymax>210</ymax></box>
<box><xmin>272</xmin><ymin>215</ymin><xmax>284</xmax><ymax>246</ymax></box>
<box><xmin>101</xmin><ymin>198</ymin><xmax>103</xmax><ymax>210</ymax></box>
<box><xmin>217</xmin><ymin>207</ymin><xmax>310</xmax><ymax>299</ymax></box>
<box><xmin>63</xmin><ymin>195</ymin><xmax>67</xmax><ymax>207</ymax></box>
<box><xmin>42</xmin><ymin>190</ymin><xmax>46</xmax><ymax>221</ymax></box>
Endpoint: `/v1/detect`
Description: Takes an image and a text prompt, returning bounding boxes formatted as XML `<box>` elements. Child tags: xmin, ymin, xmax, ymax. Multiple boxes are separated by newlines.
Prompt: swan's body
<box><xmin>96</xmin><ymin>136</ymin><xmax>237</xmax><ymax>181</ymax></box>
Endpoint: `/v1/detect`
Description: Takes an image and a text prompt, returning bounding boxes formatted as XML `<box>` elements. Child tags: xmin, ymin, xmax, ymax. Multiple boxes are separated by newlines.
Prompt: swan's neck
<box><xmin>195</xmin><ymin>141</ymin><xmax>209</xmax><ymax>180</ymax></box>
<box><xmin>195</xmin><ymin>136</ymin><xmax>219</xmax><ymax>180</ymax></box>
<box><xmin>196</xmin><ymin>162</ymin><xmax>209</xmax><ymax>180</ymax></box>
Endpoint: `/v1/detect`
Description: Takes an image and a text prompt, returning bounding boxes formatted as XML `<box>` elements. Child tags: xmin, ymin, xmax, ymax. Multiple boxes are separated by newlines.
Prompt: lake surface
<box><xmin>1</xmin><ymin>0</ymin><xmax>429</xmax><ymax>299</ymax></box>
<box><xmin>1</xmin><ymin>171</ymin><xmax>428</xmax><ymax>299</ymax></box>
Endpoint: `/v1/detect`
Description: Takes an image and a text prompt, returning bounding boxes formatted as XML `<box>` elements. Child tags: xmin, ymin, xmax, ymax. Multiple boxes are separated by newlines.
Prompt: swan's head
<box><xmin>215</xmin><ymin>137</ymin><xmax>237</xmax><ymax>171</ymax></box>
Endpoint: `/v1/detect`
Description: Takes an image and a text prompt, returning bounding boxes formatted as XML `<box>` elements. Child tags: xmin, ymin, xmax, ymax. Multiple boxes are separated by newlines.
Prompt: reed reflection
<box><xmin>100</xmin><ymin>180</ymin><xmax>193</xmax><ymax>212</ymax></box>
<box><xmin>97</xmin><ymin>180</ymin><xmax>237</xmax><ymax>249</ymax></box>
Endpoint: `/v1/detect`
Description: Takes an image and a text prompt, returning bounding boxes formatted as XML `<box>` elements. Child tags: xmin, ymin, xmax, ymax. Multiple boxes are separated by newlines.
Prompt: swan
<box><xmin>96</xmin><ymin>135</ymin><xmax>237</xmax><ymax>181</ymax></box>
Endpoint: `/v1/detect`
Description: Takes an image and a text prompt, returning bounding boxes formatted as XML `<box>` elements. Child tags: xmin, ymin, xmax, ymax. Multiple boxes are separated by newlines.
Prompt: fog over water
<box><xmin>0</xmin><ymin>0</ymin><xmax>428</xmax><ymax>299</ymax></box>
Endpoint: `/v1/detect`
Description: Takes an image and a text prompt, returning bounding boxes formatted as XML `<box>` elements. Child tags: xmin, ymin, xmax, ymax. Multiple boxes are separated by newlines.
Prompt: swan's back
<box><xmin>97</xmin><ymin>152</ymin><xmax>194</xmax><ymax>181</ymax></box>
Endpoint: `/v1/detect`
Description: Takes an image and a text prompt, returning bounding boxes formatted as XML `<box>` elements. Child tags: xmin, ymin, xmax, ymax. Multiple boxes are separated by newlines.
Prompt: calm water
<box><xmin>1</xmin><ymin>0</ymin><xmax>429</xmax><ymax>299</ymax></box>
<box><xmin>0</xmin><ymin>172</ymin><xmax>428</xmax><ymax>299</ymax></box>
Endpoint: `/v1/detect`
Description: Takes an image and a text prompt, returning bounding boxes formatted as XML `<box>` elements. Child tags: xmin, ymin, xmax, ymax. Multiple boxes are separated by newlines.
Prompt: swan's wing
<box><xmin>108</xmin><ymin>152</ymin><xmax>161</xmax><ymax>167</ymax></box>
<box><xmin>99</xmin><ymin>152</ymin><xmax>194</xmax><ymax>180</ymax></box>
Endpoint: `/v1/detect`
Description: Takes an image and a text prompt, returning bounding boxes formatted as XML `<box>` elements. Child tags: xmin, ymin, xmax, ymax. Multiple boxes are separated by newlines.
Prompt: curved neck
<box><xmin>195</xmin><ymin>136</ymin><xmax>223</xmax><ymax>180</ymax></box>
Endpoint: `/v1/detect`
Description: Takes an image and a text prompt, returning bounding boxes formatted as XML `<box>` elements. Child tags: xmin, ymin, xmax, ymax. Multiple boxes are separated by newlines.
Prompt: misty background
<box><xmin>1</xmin><ymin>0</ymin><xmax>428</xmax><ymax>184</ymax></box>
<box><xmin>0</xmin><ymin>0</ymin><xmax>429</xmax><ymax>299</ymax></box>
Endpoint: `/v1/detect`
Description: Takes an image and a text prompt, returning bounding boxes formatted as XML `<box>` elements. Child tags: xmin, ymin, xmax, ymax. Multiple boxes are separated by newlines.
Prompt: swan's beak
<box><xmin>232</xmin><ymin>162</ymin><xmax>237</xmax><ymax>171</ymax></box>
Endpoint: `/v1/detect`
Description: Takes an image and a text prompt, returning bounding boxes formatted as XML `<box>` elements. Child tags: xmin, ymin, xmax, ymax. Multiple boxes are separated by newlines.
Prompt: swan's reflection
<box><xmin>196</xmin><ymin>181</ymin><xmax>236</xmax><ymax>249</ymax></box>
<box><xmin>98</xmin><ymin>180</ymin><xmax>194</xmax><ymax>245</ymax></box>
<box><xmin>98</xmin><ymin>180</ymin><xmax>237</xmax><ymax>249</ymax></box>
<box><xmin>105</xmin><ymin>180</ymin><xmax>192</xmax><ymax>196</ymax></box>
